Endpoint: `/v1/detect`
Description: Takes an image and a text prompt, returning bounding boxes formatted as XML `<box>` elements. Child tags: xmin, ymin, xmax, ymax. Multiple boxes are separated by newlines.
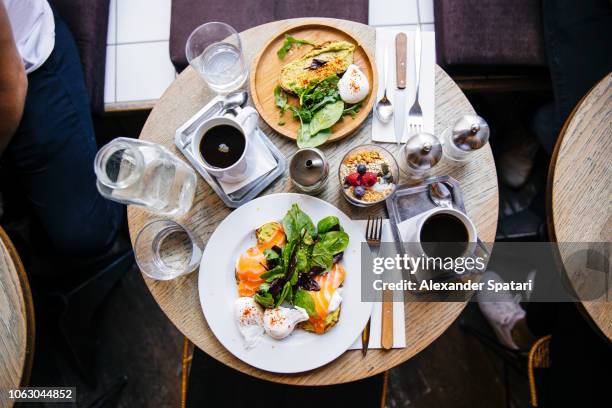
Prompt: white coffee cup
<box><xmin>192</xmin><ymin>106</ymin><xmax>258</xmax><ymax>183</ymax></box>
<box><xmin>398</xmin><ymin>207</ymin><xmax>477</xmax><ymax>254</ymax></box>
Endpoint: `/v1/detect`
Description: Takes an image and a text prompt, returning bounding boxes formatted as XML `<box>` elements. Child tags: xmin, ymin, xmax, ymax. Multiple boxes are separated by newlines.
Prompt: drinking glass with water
<box><xmin>185</xmin><ymin>22</ymin><xmax>248</xmax><ymax>94</ymax></box>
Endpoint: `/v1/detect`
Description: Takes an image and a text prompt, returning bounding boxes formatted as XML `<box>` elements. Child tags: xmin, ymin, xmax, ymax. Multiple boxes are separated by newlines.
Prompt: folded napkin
<box><xmin>349</xmin><ymin>219</ymin><xmax>406</xmax><ymax>350</ymax></box>
<box><xmin>217</xmin><ymin>130</ymin><xmax>277</xmax><ymax>194</ymax></box>
<box><xmin>372</xmin><ymin>28</ymin><xmax>436</xmax><ymax>143</ymax></box>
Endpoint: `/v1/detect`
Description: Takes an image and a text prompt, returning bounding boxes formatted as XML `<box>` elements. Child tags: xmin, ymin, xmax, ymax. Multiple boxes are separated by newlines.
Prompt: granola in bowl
<box><xmin>339</xmin><ymin>145</ymin><xmax>398</xmax><ymax>206</ymax></box>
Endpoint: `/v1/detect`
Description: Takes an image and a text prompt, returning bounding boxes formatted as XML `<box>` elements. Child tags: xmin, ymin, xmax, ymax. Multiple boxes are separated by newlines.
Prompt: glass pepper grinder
<box><xmin>441</xmin><ymin>114</ymin><xmax>490</xmax><ymax>163</ymax></box>
<box><xmin>289</xmin><ymin>148</ymin><xmax>329</xmax><ymax>194</ymax></box>
<box><xmin>399</xmin><ymin>132</ymin><xmax>442</xmax><ymax>183</ymax></box>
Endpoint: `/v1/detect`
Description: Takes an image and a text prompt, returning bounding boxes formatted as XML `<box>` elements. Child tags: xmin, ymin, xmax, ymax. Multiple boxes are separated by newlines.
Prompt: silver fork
<box><xmin>361</xmin><ymin>216</ymin><xmax>383</xmax><ymax>357</ymax></box>
<box><xmin>406</xmin><ymin>0</ymin><xmax>423</xmax><ymax>136</ymax></box>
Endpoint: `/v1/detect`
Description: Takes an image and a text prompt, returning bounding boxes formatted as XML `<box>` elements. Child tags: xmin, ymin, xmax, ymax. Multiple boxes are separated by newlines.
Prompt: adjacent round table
<box><xmin>127</xmin><ymin>18</ymin><xmax>499</xmax><ymax>384</ymax></box>
<box><xmin>549</xmin><ymin>72</ymin><xmax>611</xmax><ymax>341</ymax></box>
<box><xmin>0</xmin><ymin>226</ymin><xmax>34</xmax><ymax>407</ymax></box>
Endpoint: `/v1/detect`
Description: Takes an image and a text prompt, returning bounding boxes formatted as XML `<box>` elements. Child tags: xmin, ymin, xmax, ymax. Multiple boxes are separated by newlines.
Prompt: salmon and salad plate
<box><xmin>199</xmin><ymin>193</ymin><xmax>372</xmax><ymax>373</ymax></box>
<box><xmin>234</xmin><ymin>204</ymin><xmax>349</xmax><ymax>348</ymax></box>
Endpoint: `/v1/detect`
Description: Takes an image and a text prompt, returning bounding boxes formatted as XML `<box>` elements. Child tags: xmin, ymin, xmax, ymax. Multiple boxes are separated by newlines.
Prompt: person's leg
<box><xmin>3</xmin><ymin>10</ymin><xmax>122</xmax><ymax>257</ymax></box>
<box><xmin>537</xmin><ymin>0</ymin><xmax>612</xmax><ymax>153</ymax></box>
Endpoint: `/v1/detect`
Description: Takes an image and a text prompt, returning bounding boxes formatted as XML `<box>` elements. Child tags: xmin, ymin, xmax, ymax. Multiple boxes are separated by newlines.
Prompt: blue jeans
<box><xmin>3</xmin><ymin>11</ymin><xmax>122</xmax><ymax>256</ymax></box>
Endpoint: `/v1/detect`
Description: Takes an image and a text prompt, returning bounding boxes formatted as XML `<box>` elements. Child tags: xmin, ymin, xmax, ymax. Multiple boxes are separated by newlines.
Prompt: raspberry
<box><xmin>361</xmin><ymin>172</ymin><xmax>378</xmax><ymax>187</ymax></box>
<box><xmin>345</xmin><ymin>172</ymin><xmax>361</xmax><ymax>187</ymax></box>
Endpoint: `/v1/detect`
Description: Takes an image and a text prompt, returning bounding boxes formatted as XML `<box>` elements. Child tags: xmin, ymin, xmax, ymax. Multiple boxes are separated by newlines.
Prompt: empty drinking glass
<box><xmin>135</xmin><ymin>220</ymin><xmax>203</xmax><ymax>280</ymax></box>
<box><xmin>185</xmin><ymin>22</ymin><xmax>248</xmax><ymax>94</ymax></box>
<box><xmin>94</xmin><ymin>138</ymin><xmax>197</xmax><ymax>217</ymax></box>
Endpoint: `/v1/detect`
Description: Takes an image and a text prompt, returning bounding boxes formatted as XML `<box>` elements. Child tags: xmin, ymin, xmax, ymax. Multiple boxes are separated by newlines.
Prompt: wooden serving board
<box><xmin>250</xmin><ymin>22</ymin><xmax>377</xmax><ymax>144</ymax></box>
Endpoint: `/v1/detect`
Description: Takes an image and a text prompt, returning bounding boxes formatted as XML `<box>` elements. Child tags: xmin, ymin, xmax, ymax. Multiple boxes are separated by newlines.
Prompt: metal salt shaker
<box><xmin>399</xmin><ymin>132</ymin><xmax>443</xmax><ymax>183</ymax></box>
<box><xmin>442</xmin><ymin>114</ymin><xmax>490</xmax><ymax>163</ymax></box>
<box><xmin>289</xmin><ymin>148</ymin><xmax>329</xmax><ymax>194</ymax></box>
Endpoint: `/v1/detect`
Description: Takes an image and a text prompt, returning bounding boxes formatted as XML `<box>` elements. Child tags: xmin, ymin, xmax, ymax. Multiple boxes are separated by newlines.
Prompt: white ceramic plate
<box><xmin>198</xmin><ymin>193</ymin><xmax>372</xmax><ymax>373</ymax></box>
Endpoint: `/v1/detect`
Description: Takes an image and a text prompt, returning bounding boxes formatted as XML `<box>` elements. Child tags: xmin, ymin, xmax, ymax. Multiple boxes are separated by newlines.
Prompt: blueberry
<box><xmin>354</xmin><ymin>186</ymin><xmax>366</xmax><ymax>198</ymax></box>
<box><xmin>357</xmin><ymin>164</ymin><xmax>367</xmax><ymax>175</ymax></box>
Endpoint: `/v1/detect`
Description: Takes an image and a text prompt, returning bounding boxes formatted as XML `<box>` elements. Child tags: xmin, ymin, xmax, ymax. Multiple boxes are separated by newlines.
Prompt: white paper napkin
<box><xmin>372</xmin><ymin>28</ymin><xmax>436</xmax><ymax>143</ymax></box>
<box><xmin>217</xmin><ymin>130</ymin><xmax>277</xmax><ymax>194</ymax></box>
<box><xmin>349</xmin><ymin>219</ymin><xmax>407</xmax><ymax>350</ymax></box>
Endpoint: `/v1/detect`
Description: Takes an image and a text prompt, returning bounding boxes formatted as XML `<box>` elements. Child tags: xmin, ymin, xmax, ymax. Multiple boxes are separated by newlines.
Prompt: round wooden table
<box><xmin>548</xmin><ymin>72</ymin><xmax>611</xmax><ymax>341</ymax></box>
<box><xmin>128</xmin><ymin>18</ymin><xmax>499</xmax><ymax>385</ymax></box>
<box><xmin>0</xmin><ymin>227</ymin><xmax>34</xmax><ymax>407</ymax></box>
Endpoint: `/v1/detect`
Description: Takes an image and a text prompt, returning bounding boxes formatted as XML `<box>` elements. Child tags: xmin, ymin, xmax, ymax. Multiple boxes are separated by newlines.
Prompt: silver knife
<box><xmin>394</xmin><ymin>33</ymin><xmax>408</xmax><ymax>146</ymax></box>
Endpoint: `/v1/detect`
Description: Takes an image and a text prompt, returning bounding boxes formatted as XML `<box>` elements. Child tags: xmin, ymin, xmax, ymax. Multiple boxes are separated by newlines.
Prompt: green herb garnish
<box><xmin>277</xmin><ymin>35</ymin><xmax>316</xmax><ymax>59</ymax></box>
<box><xmin>343</xmin><ymin>102</ymin><xmax>362</xmax><ymax>118</ymax></box>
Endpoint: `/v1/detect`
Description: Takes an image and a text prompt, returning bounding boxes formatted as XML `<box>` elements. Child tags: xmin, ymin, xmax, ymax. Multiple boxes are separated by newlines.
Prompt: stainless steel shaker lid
<box><xmin>403</xmin><ymin>132</ymin><xmax>442</xmax><ymax>171</ymax></box>
<box><xmin>289</xmin><ymin>148</ymin><xmax>329</xmax><ymax>187</ymax></box>
<box><xmin>451</xmin><ymin>115</ymin><xmax>490</xmax><ymax>151</ymax></box>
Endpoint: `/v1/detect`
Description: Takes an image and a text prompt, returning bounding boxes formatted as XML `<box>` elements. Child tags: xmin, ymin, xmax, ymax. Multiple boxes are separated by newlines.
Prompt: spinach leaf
<box><xmin>277</xmin><ymin>35</ymin><xmax>315</xmax><ymax>59</ymax></box>
<box><xmin>294</xmin><ymin>246</ymin><xmax>310</xmax><ymax>281</ymax></box>
<box><xmin>318</xmin><ymin>231</ymin><xmax>350</xmax><ymax>255</ymax></box>
<box><xmin>281</xmin><ymin>240</ymin><xmax>297</xmax><ymax>271</ymax></box>
<box><xmin>294</xmin><ymin>289</ymin><xmax>317</xmax><ymax>317</ymax></box>
<box><xmin>282</xmin><ymin>204</ymin><xmax>315</xmax><ymax>242</ymax></box>
<box><xmin>317</xmin><ymin>216</ymin><xmax>340</xmax><ymax>234</ymax></box>
<box><xmin>297</xmin><ymin>128</ymin><xmax>332</xmax><ymax>148</ymax></box>
<box><xmin>261</xmin><ymin>265</ymin><xmax>285</xmax><ymax>282</ymax></box>
<box><xmin>254</xmin><ymin>292</ymin><xmax>274</xmax><ymax>309</ymax></box>
<box><xmin>309</xmin><ymin>100</ymin><xmax>344</xmax><ymax>135</ymax></box>
<box><xmin>311</xmin><ymin>243</ymin><xmax>333</xmax><ymax>271</ymax></box>
<box><xmin>275</xmin><ymin>281</ymin><xmax>293</xmax><ymax>307</ymax></box>
<box><xmin>296</xmin><ymin>124</ymin><xmax>312</xmax><ymax>148</ymax></box>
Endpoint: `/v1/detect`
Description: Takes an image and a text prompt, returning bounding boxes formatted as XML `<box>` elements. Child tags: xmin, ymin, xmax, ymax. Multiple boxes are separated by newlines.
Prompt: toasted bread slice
<box><xmin>279</xmin><ymin>41</ymin><xmax>355</xmax><ymax>93</ymax></box>
<box><xmin>301</xmin><ymin>307</ymin><xmax>341</xmax><ymax>334</ymax></box>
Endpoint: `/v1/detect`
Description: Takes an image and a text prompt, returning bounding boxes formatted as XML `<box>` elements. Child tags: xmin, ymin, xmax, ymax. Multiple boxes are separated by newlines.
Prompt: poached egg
<box><xmin>263</xmin><ymin>306</ymin><xmax>309</xmax><ymax>340</ymax></box>
<box><xmin>234</xmin><ymin>297</ymin><xmax>264</xmax><ymax>349</ymax></box>
<box><xmin>338</xmin><ymin>64</ymin><xmax>370</xmax><ymax>104</ymax></box>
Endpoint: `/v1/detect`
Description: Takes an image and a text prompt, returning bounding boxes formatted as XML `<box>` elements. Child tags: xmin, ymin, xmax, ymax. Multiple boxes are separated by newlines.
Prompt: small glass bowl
<box><xmin>338</xmin><ymin>144</ymin><xmax>399</xmax><ymax>207</ymax></box>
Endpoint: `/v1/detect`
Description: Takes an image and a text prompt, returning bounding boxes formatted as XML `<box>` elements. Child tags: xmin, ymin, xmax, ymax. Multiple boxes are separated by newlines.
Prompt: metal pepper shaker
<box><xmin>289</xmin><ymin>148</ymin><xmax>329</xmax><ymax>194</ymax></box>
<box><xmin>441</xmin><ymin>114</ymin><xmax>490</xmax><ymax>163</ymax></box>
<box><xmin>399</xmin><ymin>132</ymin><xmax>442</xmax><ymax>183</ymax></box>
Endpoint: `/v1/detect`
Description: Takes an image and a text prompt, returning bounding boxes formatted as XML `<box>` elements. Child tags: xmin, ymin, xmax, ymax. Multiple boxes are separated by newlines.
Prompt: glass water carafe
<box><xmin>94</xmin><ymin>138</ymin><xmax>196</xmax><ymax>217</ymax></box>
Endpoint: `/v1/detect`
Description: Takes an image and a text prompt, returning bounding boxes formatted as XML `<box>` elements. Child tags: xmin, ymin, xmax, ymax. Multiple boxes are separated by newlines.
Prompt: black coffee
<box><xmin>199</xmin><ymin>124</ymin><xmax>245</xmax><ymax>168</ymax></box>
<box><xmin>420</xmin><ymin>214</ymin><xmax>469</xmax><ymax>258</ymax></box>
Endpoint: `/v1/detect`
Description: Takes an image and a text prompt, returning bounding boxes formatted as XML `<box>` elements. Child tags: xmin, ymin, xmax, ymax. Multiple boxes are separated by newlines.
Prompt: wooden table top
<box><xmin>0</xmin><ymin>227</ymin><xmax>33</xmax><ymax>407</ymax></box>
<box><xmin>127</xmin><ymin>18</ymin><xmax>499</xmax><ymax>385</ymax></box>
<box><xmin>549</xmin><ymin>72</ymin><xmax>612</xmax><ymax>341</ymax></box>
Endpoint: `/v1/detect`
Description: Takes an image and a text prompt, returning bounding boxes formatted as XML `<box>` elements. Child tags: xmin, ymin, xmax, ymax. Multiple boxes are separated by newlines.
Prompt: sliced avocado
<box><xmin>256</xmin><ymin>221</ymin><xmax>283</xmax><ymax>246</ymax></box>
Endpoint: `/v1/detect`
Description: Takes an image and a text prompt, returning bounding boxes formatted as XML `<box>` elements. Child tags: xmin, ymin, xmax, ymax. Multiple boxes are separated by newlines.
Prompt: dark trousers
<box><xmin>3</xmin><ymin>10</ymin><xmax>121</xmax><ymax>257</ymax></box>
<box><xmin>535</xmin><ymin>0</ymin><xmax>612</xmax><ymax>153</ymax></box>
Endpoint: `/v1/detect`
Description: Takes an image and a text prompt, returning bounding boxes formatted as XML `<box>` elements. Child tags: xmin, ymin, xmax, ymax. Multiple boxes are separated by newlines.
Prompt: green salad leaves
<box><xmin>274</xmin><ymin>75</ymin><xmax>362</xmax><ymax>148</ymax></box>
<box><xmin>253</xmin><ymin>204</ymin><xmax>349</xmax><ymax>310</ymax></box>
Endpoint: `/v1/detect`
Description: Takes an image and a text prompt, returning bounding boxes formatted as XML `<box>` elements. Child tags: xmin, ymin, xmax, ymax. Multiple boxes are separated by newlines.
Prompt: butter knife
<box><xmin>394</xmin><ymin>33</ymin><xmax>408</xmax><ymax>146</ymax></box>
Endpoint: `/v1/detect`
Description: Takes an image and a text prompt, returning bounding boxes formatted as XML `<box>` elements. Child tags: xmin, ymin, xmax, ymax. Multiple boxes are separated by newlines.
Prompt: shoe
<box><xmin>477</xmin><ymin>271</ymin><xmax>526</xmax><ymax>350</ymax></box>
<box><xmin>498</xmin><ymin>136</ymin><xmax>540</xmax><ymax>189</ymax></box>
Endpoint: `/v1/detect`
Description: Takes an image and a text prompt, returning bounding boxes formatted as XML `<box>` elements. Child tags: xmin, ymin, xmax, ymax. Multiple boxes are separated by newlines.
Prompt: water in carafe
<box><xmin>95</xmin><ymin>138</ymin><xmax>196</xmax><ymax>217</ymax></box>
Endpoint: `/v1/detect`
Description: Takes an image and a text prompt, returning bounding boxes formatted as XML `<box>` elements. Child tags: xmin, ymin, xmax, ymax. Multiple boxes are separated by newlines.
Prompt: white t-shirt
<box><xmin>3</xmin><ymin>0</ymin><xmax>55</xmax><ymax>73</ymax></box>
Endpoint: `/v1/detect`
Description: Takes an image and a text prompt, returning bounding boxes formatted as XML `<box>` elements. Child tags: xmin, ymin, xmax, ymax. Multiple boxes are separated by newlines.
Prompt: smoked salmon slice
<box><xmin>307</xmin><ymin>264</ymin><xmax>345</xmax><ymax>332</ymax></box>
<box><xmin>236</xmin><ymin>246</ymin><xmax>267</xmax><ymax>297</ymax></box>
